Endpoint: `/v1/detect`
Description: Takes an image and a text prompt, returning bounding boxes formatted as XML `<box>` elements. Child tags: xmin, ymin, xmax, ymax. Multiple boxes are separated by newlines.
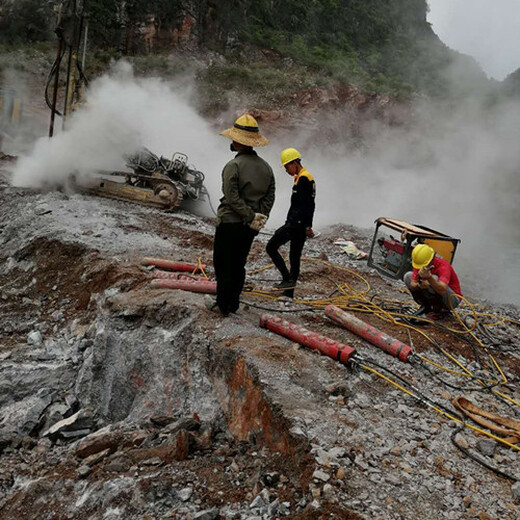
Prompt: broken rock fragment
<box><xmin>325</xmin><ymin>382</ymin><xmax>352</xmax><ymax>397</ymax></box>
<box><xmin>76</xmin><ymin>428</ymin><xmax>147</xmax><ymax>458</ymax></box>
<box><xmin>83</xmin><ymin>447</ymin><xmax>111</xmax><ymax>466</ymax></box>
<box><xmin>27</xmin><ymin>330</ymin><xmax>43</xmax><ymax>345</ymax></box>
<box><xmin>163</xmin><ymin>414</ymin><xmax>201</xmax><ymax>435</ymax></box>
<box><xmin>150</xmin><ymin>415</ymin><xmax>177</xmax><ymax>427</ymax></box>
<box><xmin>41</xmin><ymin>408</ymin><xmax>94</xmax><ymax>441</ymax></box>
<box><xmin>128</xmin><ymin>428</ymin><xmax>192</xmax><ymax>463</ymax></box>
<box><xmin>193</xmin><ymin>509</ymin><xmax>219</xmax><ymax>520</ymax></box>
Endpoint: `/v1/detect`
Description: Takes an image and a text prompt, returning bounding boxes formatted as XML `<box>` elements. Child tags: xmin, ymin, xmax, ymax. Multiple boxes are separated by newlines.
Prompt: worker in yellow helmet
<box><xmin>404</xmin><ymin>244</ymin><xmax>462</xmax><ymax>321</ymax></box>
<box><xmin>208</xmin><ymin>114</ymin><xmax>275</xmax><ymax>316</ymax></box>
<box><xmin>266</xmin><ymin>147</ymin><xmax>316</xmax><ymax>298</ymax></box>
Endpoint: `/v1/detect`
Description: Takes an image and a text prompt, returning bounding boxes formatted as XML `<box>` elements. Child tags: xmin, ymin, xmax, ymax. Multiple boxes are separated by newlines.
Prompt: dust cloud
<box><xmin>298</xmin><ymin>97</ymin><xmax>520</xmax><ymax>305</ymax></box>
<box><xmin>10</xmin><ymin>61</ymin><xmax>520</xmax><ymax>305</ymax></box>
<box><xmin>11</xmin><ymin>61</ymin><xmax>231</xmax><ymax>203</ymax></box>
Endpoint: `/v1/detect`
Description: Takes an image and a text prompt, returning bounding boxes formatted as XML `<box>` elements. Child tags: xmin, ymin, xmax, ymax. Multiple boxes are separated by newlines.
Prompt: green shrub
<box><xmin>0</xmin><ymin>0</ymin><xmax>54</xmax><ymax>44</ymax></box>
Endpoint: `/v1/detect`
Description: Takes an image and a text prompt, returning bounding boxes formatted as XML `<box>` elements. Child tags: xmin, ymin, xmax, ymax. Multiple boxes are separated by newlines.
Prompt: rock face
<box><xmin>1</xmin><ymin>167</ymin><xmax>520</xmax><ymax>519</ymax></box>
<box><xmin>0</xmin><ymin>340</ymin><xmax>76</xmax><ymax>441</ymax></box>
<box><xmin>75</xmin><ymin>290</ymin><xmax>219</xmax><ymax>424</ymax></box>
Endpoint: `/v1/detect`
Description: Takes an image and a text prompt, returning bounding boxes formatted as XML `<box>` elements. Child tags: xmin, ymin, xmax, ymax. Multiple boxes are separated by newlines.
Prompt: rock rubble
<box><xmin>1</xmin><ymin>168</ymin><xmax>519</xmax><ymax>519</ymax></box>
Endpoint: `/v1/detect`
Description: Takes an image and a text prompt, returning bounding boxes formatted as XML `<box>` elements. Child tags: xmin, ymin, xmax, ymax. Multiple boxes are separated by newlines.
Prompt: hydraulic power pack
<box><xmin>367</xmin><ymin>217</ymin><xmax>460</xmax><ymax>280</ymax></box>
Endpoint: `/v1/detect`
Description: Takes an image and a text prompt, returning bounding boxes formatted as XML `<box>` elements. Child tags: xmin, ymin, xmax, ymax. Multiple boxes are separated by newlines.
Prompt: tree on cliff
<box><xmin>0</xmin><ymin>0</ymin><xmax>490</xmax><ymax>97</ymax></box>
<box><xmin>0</xmin><ymin>0</ymin><xmax>54</xmax><ymax>43</ymax></box>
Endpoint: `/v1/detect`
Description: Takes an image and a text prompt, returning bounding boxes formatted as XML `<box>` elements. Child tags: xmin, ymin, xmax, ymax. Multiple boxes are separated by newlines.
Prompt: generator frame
<box><xmin>367</xmin><ymin>217</ymin><xmax>461</xmax><ymax>280</ymax></box>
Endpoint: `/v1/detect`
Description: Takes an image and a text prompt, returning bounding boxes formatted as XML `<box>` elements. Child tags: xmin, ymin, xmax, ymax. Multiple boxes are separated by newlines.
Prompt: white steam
<box><xmin>11</xmin><ymin>61</ymin><xmax>520</xmax><ymax>305</ymax></box>
<box><xmin>297</xmin><ymin>98</ymin><xmax>520</xmax><ymax>305</ymax></box>
<box><xmin>12</xmin><ymin>61</ymin><xmax>230</xmax><ymax>201</ymax></box>
<box><xmin>428</xmin><ymin>0</ymin><xmax>520</xmax><ymax>80</ymax></box>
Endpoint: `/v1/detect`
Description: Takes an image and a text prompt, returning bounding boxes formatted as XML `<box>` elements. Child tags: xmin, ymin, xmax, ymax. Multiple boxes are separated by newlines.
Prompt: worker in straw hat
<box><xmin>207</xmin><ymin>114</ymin><xmax>275</xmax><ymax>316</ymax></box>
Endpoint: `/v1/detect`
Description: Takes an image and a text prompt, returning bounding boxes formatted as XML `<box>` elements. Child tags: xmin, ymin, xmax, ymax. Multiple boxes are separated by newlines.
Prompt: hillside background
<box><xmin>1</xmin><ymin>0</ymin><xmax>519</xmax><ymax>112</ymax></box>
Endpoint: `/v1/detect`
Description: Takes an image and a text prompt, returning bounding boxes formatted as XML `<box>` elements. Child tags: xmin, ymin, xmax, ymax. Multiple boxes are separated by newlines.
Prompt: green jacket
<box><xmin>216</xmin><ymin>150</ymin><xmax>275</xmax><ymax>225</ymax></box>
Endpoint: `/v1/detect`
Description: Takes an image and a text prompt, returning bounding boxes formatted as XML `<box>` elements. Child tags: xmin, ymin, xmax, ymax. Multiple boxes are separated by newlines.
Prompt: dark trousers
<box><xmin>213</xmin><ymin>223</ymin><xmax>257</xmax><ymax>314</ymax></box>
<box><xmin>266</xmin><ymin>223</ymin><xmax>307</xmax><ymax>284</ymax></box>
<box><xmin>408</xmin><ymin>287</ymin><xmax>444</xmax><ymax>313</ymax></box>
<box><xmin>403</xmin><ymin>272</ymin><xmax>461</xmax><ymax>312</ymax></box>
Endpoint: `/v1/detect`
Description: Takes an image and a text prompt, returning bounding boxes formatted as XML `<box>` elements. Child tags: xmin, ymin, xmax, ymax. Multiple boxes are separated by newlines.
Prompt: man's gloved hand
<box><xmin>249</xmin><ymin>213</ymin><xmax>267</xmax><ymax>231</ymax></box>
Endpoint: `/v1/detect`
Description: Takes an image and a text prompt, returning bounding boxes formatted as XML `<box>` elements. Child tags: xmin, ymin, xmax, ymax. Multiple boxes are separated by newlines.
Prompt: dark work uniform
<box><xmin>214</xmin><ymin>150</ymin><xmax>275</xmax><ymax>315</ymax></box>
<box><xmin>266</xmin><ymin>168</ymin><xmax>315</xmax><ymax>294</ymax></box>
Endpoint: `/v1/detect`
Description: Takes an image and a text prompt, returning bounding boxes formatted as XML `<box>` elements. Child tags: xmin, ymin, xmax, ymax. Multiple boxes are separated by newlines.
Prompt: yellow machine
<box><xmin>79</xmin><ymin>148</ymin><xmax>207</xmax><ymax>211</ymax></box>
<box><xmin>367</xmin><ymin>217</ymin><xmax>460</xmax><ymax>280</ymax></box>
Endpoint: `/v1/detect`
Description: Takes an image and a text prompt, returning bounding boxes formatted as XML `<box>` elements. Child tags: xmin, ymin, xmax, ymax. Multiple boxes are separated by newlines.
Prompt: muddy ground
<box><xmin>1</xmin><ymin>161</ymin><xmax>520</xmax><ymax>520</ymax></box>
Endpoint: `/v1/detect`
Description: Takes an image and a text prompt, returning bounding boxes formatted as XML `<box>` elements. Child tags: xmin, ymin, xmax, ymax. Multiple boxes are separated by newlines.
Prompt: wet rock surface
<box><xmin>1</xmin><ymin>166</ymin><xmax>520</xmax><ymax>519</ymax></box>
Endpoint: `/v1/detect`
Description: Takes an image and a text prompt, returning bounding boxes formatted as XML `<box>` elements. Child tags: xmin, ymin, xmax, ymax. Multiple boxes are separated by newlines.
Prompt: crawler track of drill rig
<box><xmin>81</xmin><ymin>149</ymin><xmax>206</xmax><ymax>211</ymax></box>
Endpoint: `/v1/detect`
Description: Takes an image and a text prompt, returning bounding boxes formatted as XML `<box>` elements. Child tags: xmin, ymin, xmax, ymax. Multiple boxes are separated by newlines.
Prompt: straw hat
<box><xmin>220</xmin><ymin>114</ymin><xmax>269</xmax><ymax>147</ymax></box>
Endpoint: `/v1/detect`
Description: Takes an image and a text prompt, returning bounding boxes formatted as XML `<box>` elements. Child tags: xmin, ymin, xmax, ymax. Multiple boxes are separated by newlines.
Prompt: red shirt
<box><xmin>412</xmin><ymin>257</ymin><xmax>462</xmax><ymax>295</ymax></box>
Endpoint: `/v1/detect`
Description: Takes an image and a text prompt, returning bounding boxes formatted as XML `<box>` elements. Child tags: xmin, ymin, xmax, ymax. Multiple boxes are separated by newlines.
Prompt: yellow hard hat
<box><xmin>412</xmin><ymin>244</ymin><xmax>435</xmax><ymax>269</ymax></box>
<box><xmin>235</xmin><ymin>114</ymin><xmax>259</xmax><ymax>130</ymax></box>
<box><xmin>281</xmin><ymin>147</ymin><xmax>301</xmax><ymax>166</ymax></box>
<box><xmin>220</xmin><ymin>114</ymin><xmax>269</xmax><ymax>147</ymax></box>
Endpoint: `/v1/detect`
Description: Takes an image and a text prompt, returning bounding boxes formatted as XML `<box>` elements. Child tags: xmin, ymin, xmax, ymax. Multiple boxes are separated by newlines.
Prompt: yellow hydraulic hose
<box><xmin>195</xmin><ymin>257</ymin><xmax>208</xmax><ymax>279</ymax></box>
<box><xmin>244</xmin><ymin>257</ymin><xmax>519</xmax><ymax>401</ymax></box>
<box><xmin>362</xmin><ymin>364</ymin><xmax>520</xmax><ymax>452</ymax></box>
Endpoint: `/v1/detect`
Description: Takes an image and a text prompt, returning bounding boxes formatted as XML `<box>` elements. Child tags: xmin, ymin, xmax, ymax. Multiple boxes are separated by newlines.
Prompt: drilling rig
<box><xmin>46</xmin><ymin>1</ymin><xmax>209</xmax><ymax>211</ymax></box>
<box><xmin>82</xmin><ymin>148</ymin><xmax>208</xmax><ymax>211</ymax></box>
<box><xmin>47</xmin><ymin>0</ymin><xmax>89</xmax><ymax>137</ymax></box>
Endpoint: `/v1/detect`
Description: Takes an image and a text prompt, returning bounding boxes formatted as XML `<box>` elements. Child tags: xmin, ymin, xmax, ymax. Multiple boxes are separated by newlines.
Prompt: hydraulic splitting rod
<box><xmin>325</xmin><ymin>305</ymin><xmax>412</xmax><ymax>362</ymax></box>
<box><xmin>150</xmin><ymin>278</ymin><xmax>217</xmax><ymax>294</ymax></box>
<box><xmin>142</xmin><ymin>258</ymin><xmax>207</xmax><ymax>273</ymax></box>
<box><xmin>258</xmin><ymin>309</ymin><xmax>519</xmax><ymax>481</ymax></box>
<box><xmin>259</xmin><ymin>314</ymin><xmax>356</xmax><ymax>365</ymax></box>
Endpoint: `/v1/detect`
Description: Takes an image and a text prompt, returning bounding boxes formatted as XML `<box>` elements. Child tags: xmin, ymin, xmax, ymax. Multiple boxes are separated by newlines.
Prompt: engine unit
<box><xmin>367</xmin><ymin>217</ymin><xmax>460</xmax><ymax>280</ymax></box>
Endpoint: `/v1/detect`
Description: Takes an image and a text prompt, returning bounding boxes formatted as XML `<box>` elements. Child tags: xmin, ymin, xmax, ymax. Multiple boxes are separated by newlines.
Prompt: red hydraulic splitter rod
<box><xmin>325</xmin><ymin>305</ymin><xmax>412</xmax><ymax>362</ymax></box>
<box><xmin>259</xmin><ymin>314</ymin><xmax>356</xmax><ymax>365</ymax></box>
<box><xmin>142</xmin><ymin>257</ymin><xmax>207</xmax><ymax>273</ymax></box>
<box><xmin>150</xmin><ymin>278</ymin><xmax>217</xmax><ymax>294</ymax></box>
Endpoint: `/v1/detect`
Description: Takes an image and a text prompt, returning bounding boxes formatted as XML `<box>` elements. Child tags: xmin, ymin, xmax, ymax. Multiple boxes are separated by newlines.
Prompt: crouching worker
<box><xmin>266</xmin><ymin>148</ymin><xmax>315</xmax><ymax>298</ymax></box>
<box><xmin>404</xmin><ymin>244</ymin><xmax>462</xmax><ymax>321</ymax></box>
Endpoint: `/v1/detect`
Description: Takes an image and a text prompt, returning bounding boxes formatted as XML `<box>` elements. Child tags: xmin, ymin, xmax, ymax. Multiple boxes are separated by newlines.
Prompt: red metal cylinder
<box><xmin>150</xmin><ymin>278</ymin><xmax>216</xmax><ymax>294</ymax></box>
<box><xmin>152</xmin><ymin>271</ymin><xmax>209</xmax><ymax>282</ymax></box>
<box><xmin>325</xmin><ymin>305</ymin><xmax>412</xmax><ymax>362</ymax></box>
<box><xmin>142</xmin><ymin>257</ymin><xmax>207</xmax><ymax>273</ymax></box>
<box><xmin>259</xmin><ymin>314</ymin><xmax>356</xmax><ymax>365</ymax></box>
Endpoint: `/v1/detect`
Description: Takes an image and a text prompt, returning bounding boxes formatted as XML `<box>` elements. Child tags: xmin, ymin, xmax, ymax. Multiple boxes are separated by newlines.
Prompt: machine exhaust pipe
<box><xmin>259</xmin><ymin>314</ymin><xmax>356</xmax><ymax>365</ymax></box>
<box><xmin>325</xmin><ymin>305</ymin><xmax>412</xmax><ymax>362</ymax></box>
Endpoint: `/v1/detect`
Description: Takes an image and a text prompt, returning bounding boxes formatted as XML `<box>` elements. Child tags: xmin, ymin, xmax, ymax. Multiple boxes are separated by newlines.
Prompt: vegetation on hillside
<box><xmin>0</xmin><ymin>0</ymin><xmax>492</xmax><ymax>99</ymax></box>
<box><xmin>0</xmin><ymin>0</ymin><xmax>55</xmax><ymax>43</ymax></box>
